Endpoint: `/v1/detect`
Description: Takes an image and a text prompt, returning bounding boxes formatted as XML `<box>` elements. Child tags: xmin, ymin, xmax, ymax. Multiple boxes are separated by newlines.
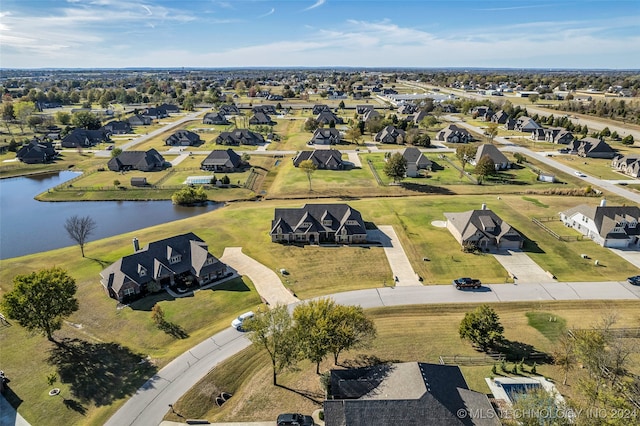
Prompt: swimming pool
<box><xmin>500</xmin><ymin>382</ymin><xmax>541</xmax><ymax>403</ymax></box>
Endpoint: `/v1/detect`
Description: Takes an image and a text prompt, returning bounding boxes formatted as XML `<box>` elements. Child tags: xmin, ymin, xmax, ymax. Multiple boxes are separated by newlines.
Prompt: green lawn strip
<box><xmin>552</xmin><ymin>155</ymin><xmax>634</xmax><ymax>180</ymax></box>
<box><xmin>170</xmin><ymin>301</ymin><xmax>640</xmax><ymax>423</ymax></box>
<box><xmin>525</xmin><ymin>312</ymin><xmax>567</xmax><ymax>341</ymax></box>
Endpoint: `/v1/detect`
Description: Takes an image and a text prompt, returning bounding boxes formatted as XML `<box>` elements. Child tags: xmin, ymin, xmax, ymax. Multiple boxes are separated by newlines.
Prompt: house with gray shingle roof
<box><xmin>611</xmin><ymin>155</ymin><xmax>640</xmax><ymax>178</ymax></box>
<box><xmin>107</xmin><ymin>149</ymin><xmax>167</xmax><ymax>172</ymax></box>
<box><xmin>402</xmin><ymin>147</ymin><xmax>431</xmax><ymax>177</ymax></box>
<box><xmin>270</xmin><ymin>204</ymin><xmax>367</xmax><ymax>245</ymax></box>
<box><xmin>316</xmin><ymin>110</ymin><xmax>343</xmax><ymax>125</ymax></box>
<box><xmin>200</xmin><ymin>149</ymin><xmax>246</xmax><ymax>172</ymax></box>
<box><xmin>375</xmin><ymin>126</ymin><xmax>406</xmax><ymax>144</ymax></box>
<box><xmin>445</xmin><ymin>204</ymin><xmax>523</xmax><ymax>250</ymax></box>
<box><xmin>16</xmin><ymin>139</ymin><xmax>58</xmax><ymax>164</ymax></box>
<box><xmin>128</xmin><ymin>114</ymin><xmax>152</xmax><ymax>126</ymax></box>
<box><xmin>491</xmin><ymin>110</ymin><xmax>509</xmax><ymax>124</ymax></box>
<box><xmin>560</xmin><ymin>200</ymin><xmax>640</xmax><ymax>248</ymax></box>
<box><xmin>544</xmin><ymin>128</ymin><xmax>574</xmax><ymax>144</ymax></box>
<box><xmin>310</xmin><ymin>128</ymin><xmax>341</xmax><ymax>145</ymax></box>
<box><xmin>567</xmin><ymin>137</ymin><xmax>616</xmax><ymax>159</ymax></box>
<box><xmin>61</xmin><ymin>128</ymin><xmax>109</xmax><ymax>148</ymax></box>
<box><xmin>219</xmin><ymin>104</ymin><xmax>241</xmax><ymax>116</ymax></box>
<box><xmin>216</xmin><ymin>129</ymin><xmax>265</xmax><ymax>146</ymax></box>
<box><xmin>165</xmin><ymin>130</ymin><xmax>202</xmax><ymax>146</ymax></box>
<box><xmin>102</xmin><ymin>120</ymin><xmax>132</xmax><ymax>135</ymax></box>
<box><xmin>312</xmin><ymin>104</ymin><xmax>330</xmax><ymax>115</ymax></box>
<box><xmin>472</xmin><ymin>144</ymin><xmax>511</xmax><ymax>170</ymax></box>
<box><xmin>252</xmin><ymin>105</ymin><xmax>277</xmax><ymax>115</ymax></box>
<box><xmin>99</xmin><ymin>232</ymin><xmax>228</xmax><ymax>302</ymax></box>
<box><xmin>324</xmin><ymin>362</ymin><xmax>499</xmax><ymax>426</ymax></box>
<box><xmin>248</xmin><ymin>111</ymin><xmax>274</xmax><ymax>125</ymax></box>
<box><xmin>436</xmin><ymin>124</ymin><xmax>472</xmax><ymax>143</ymax></box>
<box><xmin>203</xmin><ymin>112</ymin><xmax>229</xmax><ymax>125</ymax></box>
<box><xmin>293</xmin><ymin>150</ymin><xmax>345</xmax><ymax>170</ymax></box>
<box><xmin>514</xmin><ymin>117</ymin><xmax>542</xmax><ymax>132</ymax></box>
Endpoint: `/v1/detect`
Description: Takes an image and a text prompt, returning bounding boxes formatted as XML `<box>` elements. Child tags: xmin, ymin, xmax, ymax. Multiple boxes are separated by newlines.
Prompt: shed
<box><xmin>130</xmin><ymin>177</ymin><xmax>148</xmax><ymax>187</ymax></box>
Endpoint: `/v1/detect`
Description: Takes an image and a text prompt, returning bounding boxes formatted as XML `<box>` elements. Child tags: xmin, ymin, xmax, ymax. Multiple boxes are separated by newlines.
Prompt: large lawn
<box><xmin>168</xmin><ymin>301</ymin><xmax>640</xmax><ymax>423</ymax></box>
<box><xmin>1</xmin><ymin>195</ymin><xmax>639</xmax><ymax>425</ymax></box>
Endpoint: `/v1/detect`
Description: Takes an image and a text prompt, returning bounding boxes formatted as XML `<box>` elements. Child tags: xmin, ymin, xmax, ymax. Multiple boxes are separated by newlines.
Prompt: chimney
<box><xmin>600</xmin><ymin>199</ymin><xmax>607</xmax><ymax>207</ymax></box>
<box><xmin>133</xmin><ymin>238</ymin><xmax>140</xmax><ymax>252</ymax></box>
<box><xmin>481</xmin><ymin>203</ymin><xmax>487</xmax><ymax>210</ymax></box>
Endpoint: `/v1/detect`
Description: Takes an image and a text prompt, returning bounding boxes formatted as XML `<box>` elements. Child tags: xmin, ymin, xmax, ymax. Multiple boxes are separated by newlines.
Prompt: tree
<box><xmin>304</xmin><ymin>117</ymin><xmax>320</xmax><ymax>132</ymax></box>
<box><xmin>326</xmin><ymin>304</ymin><xmax>376</xmax><ymax>365</ymax></box>
<box><xmin>528</xmin><ymin>94</ymin><xmax>539</xmax><ymax>104</ymax></box>
<box><xmin>599</xmin><ymin>126</ymin><xmax>611</xmax><ymax>137</ymax></box>
<box><xmin>455</xmin><ymin>145</ymin><xmax>477</xmax><ymax>177</ymax></box>
<box><xmin>383</xmin><ymin>152</ymin><xmax>407</xmax><ymax>183</ymax></box>
<box><xmin>419</xmin><ymin>115</ymin><xmax>439</xmax><ymax>129</ymax></box>
<box><xmin>151</xmin><ymin>303</ymin><xmax>166</xmax><ymax>326</ymax></box>
<box><xmin>14</xmin><ymin>101</ymin><xmax>35</xmax><ymax>134</ymax></box>
<box><xmin>1</xmin><ymin>102</ymin><xmax>15</xmax><ymax>134</ymax></box>
<box><xmin>64</xmin><ymin>215</ymin><xmax>97</xmax><ymax>257</ymax></box>
<box><xmin>345</xmin><ymin>125</ymin><xmax>362</xmax><ymax>145</ymax></box>
<box><xmin>553</xmin><ymin>331</ymin><xmax>576</xmax><ymax>385</ymax></box>
<box><xmin>171</xmin><ymin>186</ymin><xmax>208</xmax><ymax>205</ymax></box>
<box><xmin>621</xmin><ymin>134</ymin><xmax>634</xmax><ymax>145</ymax></box>
<box><xmin>459</xmin><ymin>304</ymin><xmax>504</xmax><ymax>351</ymax></box>
<box><xmin>299</xmin><ymin>159</ymin><xmax>317</xmax><ymax>191</ymax></box>
<box><xmin>113</xmin><ymin>179</ymin><xmax>121</xmax><ymax>188</ymax></box>
<box><xmin>338</xmin><ymin>100</ymin><xmax>345</xmax><ymax>110</ymax></box>
<box><xmin>111</xmin><ymin>147</ymin><xmax>122</xmax><ymax>157</ymax></box>
<box><xmin>244</xmin><ymin>305</ymin><xmax>299</xmax><ymax>386</ymax></box>
<box><xmin>475</xmin><ymin>155</ymin><xmax>496</xmax><ymax>182</ymax></box>
<box><xmin>293</xmin><ymin>298</ymin><xmax>334</xmax><ymax>374</ymax></box>
<box><xmin>71</xmin><ymin>111</ymin><xmax>101</xmax><ymax>130</ymax></box>
<box><xmin>406</xmin><ymin>129</ymin><xmax>430</xmax><ymax>147</ymax></box>
<box><xmin>485</xmin><ymin>122</ymin><xmax>499</xmax><ymax>142</ymax></box>
<box><xmin>1</xmin><ymin>267</ymin><xmax>79</xmax><ymax>342</ymax></box>
<box><xmin>510</xmin><ymin>388</ymin><xmax>571</xmax><ymax>426</ymax></box>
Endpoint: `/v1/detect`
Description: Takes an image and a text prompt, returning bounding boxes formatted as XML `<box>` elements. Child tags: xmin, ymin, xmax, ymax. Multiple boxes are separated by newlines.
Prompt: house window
<box><xmin>302</xmin><ymin>222</ymin><xmax>311</xmax><ymax>227</ymax></box>
<box><xmin>170</xmin><ymin>255</ymin><xmax>182</xmax><ymax>264</ymax></box>
<box><xmin>123</xmin><ymin>287</ymin><xmax>135</xmax><ymax>296</ymax></box>
<box><xmin>323</xmin><ymin>220</ymin><xmax>332</xmax><ymax>226</ymax></box>
<box><xmin>205</xmin><ymin>257</ymin><xmax>215</xmax><ymax>266</ymax></box>
<box><xmin>139</xmin><ymin>268</ymin><xmax>146</xmax><ymax>277</ymax></box>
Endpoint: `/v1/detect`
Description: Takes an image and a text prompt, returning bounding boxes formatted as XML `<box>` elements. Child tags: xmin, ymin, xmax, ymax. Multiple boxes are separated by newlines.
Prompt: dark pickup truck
<box><xmin>453</xmin><ymin>277</ymin><xmax>481</xmax><ymax>289</ymax></box>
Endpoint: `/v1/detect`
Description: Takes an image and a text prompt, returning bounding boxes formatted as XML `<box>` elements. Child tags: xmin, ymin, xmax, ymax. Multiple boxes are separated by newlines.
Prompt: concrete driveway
<box><xmin>608</xmin><ymin>248</ymin><xmax>640</xmax><ymax>269</ymax></box>
<box><xmin>367</xmin><ymin>226</ymin><xmax>422</xmax><ymax>286</ymax></box>
<box><xmin>346</xmin><ymin>151</ymin><xmax>362</xmax><ymax>167</ymax></box>
<box><xmin>220</xmin><ymin>247</ymin><xmax>299</xmax><ymax>306</ymax></box>
<box><xmin>492</xmin><ymin>249</ymin><xmax>556</xmax><ymax>283</ymax></box>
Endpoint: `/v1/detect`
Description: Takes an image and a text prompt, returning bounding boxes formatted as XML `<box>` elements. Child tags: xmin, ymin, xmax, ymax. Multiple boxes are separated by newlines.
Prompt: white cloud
<box><xmin>258</xmin><ymin>8</ymin><xmax>275</xmax><ymax>18</ymax></box>
<box><xmin>304</xmin><ymin>0</ymin><xmax>326</xmax><ymax>12</ymax></box>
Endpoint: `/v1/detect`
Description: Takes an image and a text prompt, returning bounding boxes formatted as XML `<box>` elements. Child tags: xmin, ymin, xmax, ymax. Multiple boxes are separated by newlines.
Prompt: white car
<box><xmin>574</xmin><ymin>171</ymin><xmax>586</xmax><ymax>177</ymax></box>
<box><xmin>231</xmin><ymin>311</ymin><xmax>254</xmax><ymax>331</ymax></box>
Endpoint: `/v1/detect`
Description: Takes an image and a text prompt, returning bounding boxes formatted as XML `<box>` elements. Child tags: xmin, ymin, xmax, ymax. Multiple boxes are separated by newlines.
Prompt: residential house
<box><xmin>375</xmin><ymin>126</ymin><xmax>406</xmax><ymax>144</ymax></box>
<box><xmin>316</xmin><ymin>110</ymin><xmax>343</xmax><ymax>126</ymax></box>
<box><xmin>16</xmin><ymin>139</ymin><xmax>58</xmax><ymax>164</ymax></box>
<box><xmin>491</xmin><ymin>110</ymin><xmax>510</xmax><ymax>124</ymax></box>
<box><xmin>312</xmin><ymin>104</ymin><xmax>330</xmax><ymax>115</ymax></box>
<box><xmin>560</xmin><ymin>200</ymin><xmax>640</xmax><ymax>248</ymax></box>
<box><xmin>45</xmin><ymin>126</ymin><xmax>61</xmax><ymax>140</ymax></box>
<box><xmin>530</xmin><ymin>128</ymin><xmax>546</xmax><ymax>141</ymax></box>
<box><xmin>398</xmin><ymin>104</ymin><xmax>417</xmax><ymax>115</ymax></box>
<box><xmin>102</xmin><ymin>120</ymin><xmax>132</xmax><ymax>135</ymax></box>
<box><xmin>362</xmin><ymin>109</ymin><xmax>380</xmax><ymax>122</ymax></box>
<box><xmin>324</xmin><ymin>362</ymin><xmax>500</xmax><ymax>426</ymax></box>
<box><xmin>158</xmin><ymin>103</ymin><xmax>179</xmax><ymax>114</ymax></box>
<box><xmin>219</xmin><ymin>104</ymin><xmax>240</xmax><ymax>116</ymax></box>
<box><xmin>144</xmin><ymin>107</ymin><xmax>168</xmax><ymax>119</ymax></box>
<box><xmin>472</xmin><ymin>144</ymin><xmax>511</xmax><ymax>170</ymax></box>
<box><xmin>436</xmin><ymin>124</ymin><xmax>472</xmax><ymax>143</ymax></box>
<box><xmin>201</xmin><ymin>149</ymin><xmax>246</xmax><ymax>172</ymax></box>
<box><xmin>409</xmin><ymin>110</ymin><xmax>428</xmax><ymax>126</ymax></box>
<box><xmin>544</xmin><ymin>128</ymin><xmax>574</xmax><ymax>144</ymax></box>
<box><xmin>100</xmin><ymin>233</ymin><xmax>228</xmax><ymax>302</ymax></box>
<box><xmin>248</xmin><ymin>112</ymin><xmax>274</xmax><ymax>125</ymax></box>
<box><xmin>165</xmin><ymin>130</ymin><xmax>202</xmax><ymax>146</ymax></box>
<box><xmin>61</xmin><ymin>128</ymin><xmax>109</xmax><ymax>148</ymax></box>
<box><xmin>611</xmin><ymin>155</ymin><xmax>640</xmax><ymax>178</ymax></box>
<box><xmin>130</xmin><ymin>177</ymin><xmax>148</xmax><ymax>187</ymax></box>
<box><xmin>293</xmin><ymin>150</ymin><xmax>345</xmax><ymax>170</ymax></box>
<box><xmin>356</xmin><ymin>105</ymin><xmax>374</xmax><ymax>114</ymax></box>
<box><xmin>503</xmin><ymin>118</ymin><xmax>516</xmax><ymax>130</ymax></box>
<box><xmin>270</xmin><ymin>203</ymin><xmax>367</xmax><ymax>245</ymax></box>
<box><xmin>568</xmin><ymin>138</ymin><xmax>616</xmax><ymax>159</ymax></box>
<box><xmin>216</xmin><ymin>129</ymin><xmax>265</xmax><ymax>146</ymax></box>
<box><xmin>471</xmin><ymin>106</ymin><xmax>494</xmax><ymax>121</ymax></box>
<box><xmin>252</xmin><ymin>105</ymin><xmax>277</xmax><ymax>115</ymax></box>
<box><xmin>445</xmin><ymin>204</ymin><xmax>524</xmax><ymax>250</ymax></box>
<box><xmin>309</xmin><ymin>128</ymin><xmax>341</xmax><ymax>145</ymax></box>
<box><xmin>128</xmin><ymin>114</ymin><xmax>152</xmax><ymax>126</ymax></box>
<box><xmin>441</xmin><ymin>104</ymin><xmax>458</xmax><ymax>114</ymax></box>
<box><xmin>203</xmin><ymin>112</ymin><xmax>229</xmax><ymax>125</ymax></box>
<box><xmin>107</xmin><ymin>149</ymin><xmax>166</xmax><ymax>172</ymax></box>
<box><xmin>402</xmin><ymin>147</ymin><xmax>432</xmax><ymax>177</ymax></box>
<box><xmin>514</xmin><ymin>117</ymin><xmax>542</xmax><ymax>133</ymax></box>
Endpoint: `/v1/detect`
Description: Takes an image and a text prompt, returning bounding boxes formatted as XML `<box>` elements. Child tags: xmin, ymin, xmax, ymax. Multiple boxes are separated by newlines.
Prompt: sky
<box><xmin>1</xmin><ymin>0</ymin><xmax>639</xmax><ymax>69</ymax></box>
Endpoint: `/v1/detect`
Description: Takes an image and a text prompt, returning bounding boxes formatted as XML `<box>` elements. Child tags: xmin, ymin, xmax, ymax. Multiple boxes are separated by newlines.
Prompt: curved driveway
<box><xmin>106</xmin><ymin>278</ymin><xmax>640</xmax><ymax>426</ymax></box>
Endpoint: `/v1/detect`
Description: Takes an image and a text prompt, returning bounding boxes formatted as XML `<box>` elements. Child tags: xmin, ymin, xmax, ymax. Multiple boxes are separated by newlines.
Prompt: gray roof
<box><xmin>445</xmin><ymin>208</ymin><xmax>523</xmax><ymax>245</ymax></box>
<box><xmin>271</xmin><ymin>203</ymin><xmax>366</xmax><ymax>238</ymax></box>
<box><xmin>324</xmin><ymin>362</ymin><xmax>499</xmax><ymax>426</ymax></box>
<box><xmin>203</xmin><ymin>112</ymin><xmax>229</xmax><ymax>125</ymax></box>
<box><xmin>165</xmin><ymin>130</ymin><xmax>201</xmax><ymax>145</ymax></box>
<box><xmin>216</xmin><ymin>129</ymin><xmax>265</xmax><ymax>145</ymax></box>
<box><xmin>474</xmin><ymin>144</ymin><xmax>509</xmax><ymax>165</ymax></box>
<box><xmin>293</xmin><ymin>150</ymin><xmax>344</xmax><ymax>169</ymax></box>
<box><xmin>562</xmin><ymin>204</ymin><xmax>640</xmax><ymax>239</ymax></box>
<box><xmin>316</xmin><ymin>110</ymin><xmax>342</xmax><ymax>124</ymax></box>
<box><xmin>375</xmin><ymin>126</ymin><xmax>406</xmax><ymax>143</ymax></box>
<box><xmin>201</xmin><ymin>149</ymin><xmax>243</xmax><ymax>169</ymax></box>
<box><xmin>100</xmin><ymin>232</ymin><xmax>225</xmax><ymax>297</ymax></box>
<box><xmin>61</xmin><ymin>129</ymin><xmax>109</xmax><ymax>147</ymax></box>
<box><xmin>402</xmin><ymin>147</ymin><xmax>431</xmax><ymax>167</ymax></box>
<box><xmin>107</xmin><ymin>149</ymin><xmax>166</xmax><ymax>172</ymax></box>
<box><xmin>249</xmin><ymin>112</ymin><xmax>273</xmax><ymax>124</ymax></box>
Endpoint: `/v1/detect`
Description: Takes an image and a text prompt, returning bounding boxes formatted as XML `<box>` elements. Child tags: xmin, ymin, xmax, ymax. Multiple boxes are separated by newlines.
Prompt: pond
<box><xmin>0</xmin><ymin>171</ymin><xmax>222</xmax><ymax>259</ymax></box>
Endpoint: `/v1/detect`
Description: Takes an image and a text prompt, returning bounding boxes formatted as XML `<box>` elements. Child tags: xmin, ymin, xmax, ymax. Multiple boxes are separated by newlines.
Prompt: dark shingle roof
<box><xmin>292</xmin><ymin>150</ymin><xmax>344</xmax><ymax>169</ymax></box>
<box><xmin>201</xmin><ymin>149</ymin><xmax>243</xmax><ymax>169</ymax></box>
<box><xmin>107</xmin><ymin>149</ymin><xmax>166</xmax><ymax>171</ymax></box>
<box><xmin>271</xmin><ymin>204</ymin><xmax>365</xmax><ymax>237</ymax></box>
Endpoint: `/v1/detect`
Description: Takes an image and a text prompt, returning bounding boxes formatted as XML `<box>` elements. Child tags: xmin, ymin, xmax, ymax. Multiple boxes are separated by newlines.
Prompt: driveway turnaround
<box><xmin>220</xmin><ymin>247</ymin><xmax>299</xmax><ymax>306</ymax></box>
<box><xmin>608</xmin><ymin>248</ymin><xmax>640</xmax><ymax>269</ymax></box>
<box><xmin>492</xmin><ymin>250</ymin><xmax>556</xmax><ymax>283</ymax></box>
<box><xmin>368</xmin><ymin>226</ymin><xmax>422</xmax><ymax>286</ymax></box>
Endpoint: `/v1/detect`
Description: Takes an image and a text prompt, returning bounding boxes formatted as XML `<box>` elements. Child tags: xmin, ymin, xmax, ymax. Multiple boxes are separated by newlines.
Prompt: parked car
<box><xmin>231</xmin><ymin>311</ymin><xmax>254</xmax><ymax>331</ymax></box>
<box><xmin>627</xmin><ymin>275</ymin><xmax>640</xmax><ymax>286</ymax></box>
<box><xmin>453</xmin><ymin>277</ymin><xmax>481</xmax><ymax>289</ymax></box>
<box><xmin>276</xmin><ymin>413</ymin><xmax>314</xmax><ymax>426</ymax></box>
<box><xmin>574</xmin><ymin>171</ymin><xmax>586</xmax><ymax>177</ymax></box>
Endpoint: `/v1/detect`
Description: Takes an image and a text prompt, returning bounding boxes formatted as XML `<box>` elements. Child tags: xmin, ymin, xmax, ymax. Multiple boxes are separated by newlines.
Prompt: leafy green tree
<box><xmin>299</xmin><ymin>159</ymin><xmax>317</xmax><ymax>191</ymax></box>
<box><xmin>485</xmin><ymin>122</ymin><xmax>499</xmax><ymax>142</ymax></box>
<box><xmin>71</xmin><ymin>111</ymin><xmax>101</xmax><ymax>130</ymax></box>
<box><xmin>338</xmin><ymin>100</ymin><xmax>345</xmax><ymax>109</ymax></box>
<box><xmin>599</xmin><ymin>127</ymin><xmax>611</xmax><ymax>137</ymax></box>
<box><xmin>171</xmin><ymin>186</ymin><xmax>208</xmax><ymax>205</ymax></box>
<box><xmin>455</xmin><ymin>145</ymin><xmax>477</xmax><ymax>177</ymax></box>
<box><xmin>621</xmin><ymin>134</ymin><xmax>634</xmax><ymax>145</ymax></box>
<box><xmin>244</xmin><ymin>305</ymin><xmax>299</xmax><ymax>386</ymax></box>
<box><xmin>14</xmin><ymin>101</ymin><xmax>36</xmax><ymax>134</ymax></box>
<box><xmin>55</xmin><ymin>111</ymin><xmax>71</xmax><ymax>126</ymax></box>
<box><xmin>64</xmin><ymin>215</ymin><xmax>97</xmax><ymax>257</ymax></box>
<box><xmin>459</xmin><ymin>304</ymin><xmax>504</xmax><ymax>351</ymax></box>
<box><xmin>326</xmin><ymin>304</ymin><xmax>376</xmax><ymax>365</ymax></box>
<box><xmin>304</xmin><ymin>118</ymin><xmax>320</xmax><ymax>132</ymax></box>
<box><xmin>406</xmin><ymin>129</ymin><xmax>430</xmax><ymax>147</ymax></box>
<box><xmin>111</xmin><ymin>147</ymin><xmax>122</xmax><ymax>157</ymax></box>
<box><xmin>1</xmin><ymin>267</ymin><xmax>79</xmax><ymax>342</ymax></box>
<box><xmin>345</xmin><ymin>125</ymin><xmax>362</xmax><ymax>145</ymax></box>
<box><xmin>1</xmin><ymin>102</ymin><xmax>15</xmax><ymax>134</ymax></box>
<box><xmin>383</xmin><ymin>152</ymin><xmax>407</xmax><ymax>183</ymax></box>
<box><xmin>419</xmin><ymin>115</ymin><xmax>439</xmax><ymax>129</ymax></box>
<box><xmin>293</xmin><ymin>298</ymin><xmax>335</xmax><ymax>374</ymax></box>
<box><xmin>475</xmin><ymin>155</ymin><xmax>496</xmax><ymax>182</ymax></box>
